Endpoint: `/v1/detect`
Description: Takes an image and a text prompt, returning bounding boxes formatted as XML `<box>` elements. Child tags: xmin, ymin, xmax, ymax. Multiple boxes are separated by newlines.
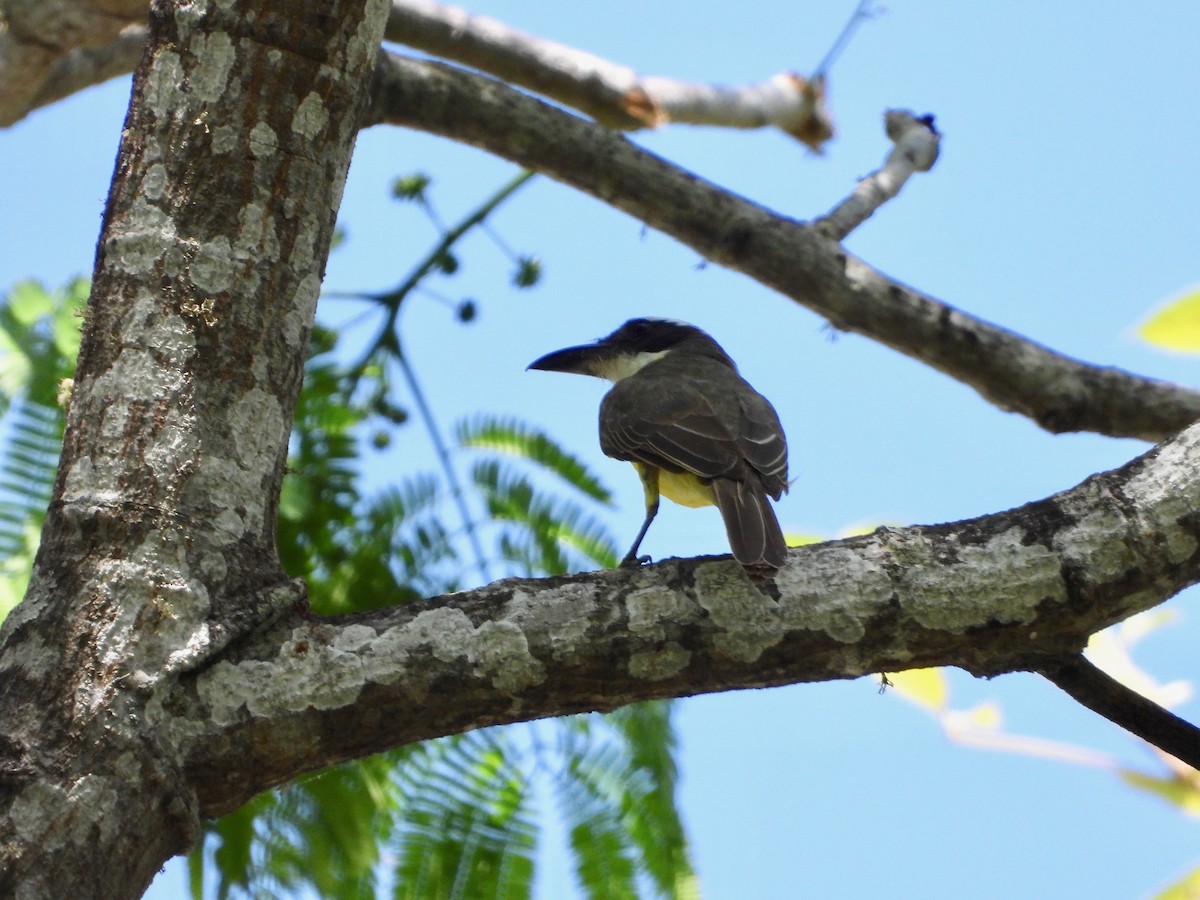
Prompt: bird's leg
<box><xmin>622</xmin><ymin>464</ymin><xmax>660</xmax><ymax>567</ymax></box>
<box><xmin>621</xmin><ymin>506</ymin><xmax>657</xmax><ymax>567</ymax></box>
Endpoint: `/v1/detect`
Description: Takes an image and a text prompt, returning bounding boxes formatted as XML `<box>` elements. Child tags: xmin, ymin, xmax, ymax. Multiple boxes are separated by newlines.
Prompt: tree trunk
<box><xmin>0</xmin><ymin>0</ymin><xmax>387</xmax><ymax>895</ymax></box>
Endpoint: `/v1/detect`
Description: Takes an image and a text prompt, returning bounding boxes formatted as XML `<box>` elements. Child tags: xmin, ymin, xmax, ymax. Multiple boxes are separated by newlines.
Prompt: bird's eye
<box><xmin>631</xmin><ymin>320</ymin><xmax>658</xmax><ymax>342</ymax></box>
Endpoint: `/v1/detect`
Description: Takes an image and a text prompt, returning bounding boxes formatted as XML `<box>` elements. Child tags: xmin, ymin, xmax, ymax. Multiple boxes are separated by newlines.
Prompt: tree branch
<box><xmin>366</xmin><ymin>52</ymin><xmax>1200</xmax><ymax>442</ymax></box>
<box><xmin>0</xmin><ymin>0</ymin><xmax>145</xmax><ymax>126</ymax></box>
<box><xmin>1039</xmin><ymin>654</ymin><xmax>1200</xmax><ymax>771</ymax></box>
<box><xmin>26</xmin><ymin>24</ymin><xmax>146</xmax><ymax>114</ymax></box>
<box><xmin>3</xmin><ymin>0</ymin><xmax>835</xmax><ymax>147</ymax></box>
<box><xmin>385</xmin><ymin>0</ymin><xmax>834</xmax><ymax>149</ymax></box>
<box><xmin>13</xmin><ymin>21</ymin><xmax>1193</xmax><ymax>441</ymax></box>
<box><xmin>181</xmin><ymin>418</ymin><xmax>1200</xmax><ymax>816</ymax></box>
<box><xmin>815</xmin><ymin>109</ymin><xmax>940</xmax><ymax>240</ymax></box>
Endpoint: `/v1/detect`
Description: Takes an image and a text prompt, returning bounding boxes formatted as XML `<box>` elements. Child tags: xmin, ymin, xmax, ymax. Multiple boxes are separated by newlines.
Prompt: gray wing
<box><xmin>599</xmin><ymin>357</ymin><xmax>788</xmax><ymax>497</ymax></box>
<box><xmin>732</xmin><ymin>385</ymin><xmax>789</xmax><ymax>499</ymax></box>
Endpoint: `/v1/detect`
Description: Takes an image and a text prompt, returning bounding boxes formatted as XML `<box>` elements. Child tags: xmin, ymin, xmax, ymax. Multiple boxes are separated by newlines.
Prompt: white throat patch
<box><xmin>594</xmin><ymin>350</ymin><xmax>669</xmax><ymax>383</ymax></box>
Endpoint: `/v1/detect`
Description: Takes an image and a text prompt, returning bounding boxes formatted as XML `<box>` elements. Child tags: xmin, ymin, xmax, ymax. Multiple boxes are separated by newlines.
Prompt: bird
<box><xmin>528</xmin><ymin>318</ymin><xmax>789</xmax><ymax>579</ymax></box>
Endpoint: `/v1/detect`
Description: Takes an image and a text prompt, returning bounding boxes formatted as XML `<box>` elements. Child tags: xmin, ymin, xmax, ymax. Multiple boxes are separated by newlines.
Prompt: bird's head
<box><xmin>527</xmin><ymin>318</ymin><xmax>733</xmax><ymax>382</ymax></box>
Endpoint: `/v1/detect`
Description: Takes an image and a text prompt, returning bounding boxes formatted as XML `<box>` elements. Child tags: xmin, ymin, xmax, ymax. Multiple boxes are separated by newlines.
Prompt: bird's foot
<box><xmin>619</xmin><ymin>553</ymin><xmax>652</xmax><ymax>569</ymax></box>
<box><xmin>742</xmin><ymin>564</ymin><xmax>778</xmax><ymax>583</ymax></box>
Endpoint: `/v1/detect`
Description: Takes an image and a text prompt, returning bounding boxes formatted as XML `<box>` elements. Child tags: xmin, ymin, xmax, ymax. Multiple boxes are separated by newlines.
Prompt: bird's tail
<box><xmin>711</xmin><ymin>478</ymin><xmax>787</xmax><ymax>578</ymax></box>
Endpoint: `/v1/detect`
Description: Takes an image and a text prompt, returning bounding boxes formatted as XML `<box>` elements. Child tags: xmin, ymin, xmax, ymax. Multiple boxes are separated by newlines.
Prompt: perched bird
<box><xmin>528</xmin><ymin>318</ymin><xmax>789</xmax><ymax>578</ymax></box>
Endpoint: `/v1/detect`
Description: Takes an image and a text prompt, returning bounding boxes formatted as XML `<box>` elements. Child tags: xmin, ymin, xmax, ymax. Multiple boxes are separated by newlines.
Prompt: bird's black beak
<box><xmin>527</xmin><ymin>342</ymin><xmax>613</xmax><ymax>377</ymax></box>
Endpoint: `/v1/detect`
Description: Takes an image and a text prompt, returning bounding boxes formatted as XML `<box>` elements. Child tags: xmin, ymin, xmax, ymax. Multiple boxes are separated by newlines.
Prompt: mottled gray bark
<box><xmin>0</xmin><ymin>0</ymin><xmax>387</xmax><ymax>895</ymax></box>
<box><xmin>177</xmin><ymin>420</ymin><xmax>1200</xmax><ymax>817</ymax></box>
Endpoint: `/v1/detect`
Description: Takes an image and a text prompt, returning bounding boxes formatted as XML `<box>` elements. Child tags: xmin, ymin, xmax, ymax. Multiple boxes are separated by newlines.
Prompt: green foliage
<box><xmin>0</xmin><ymin>401</ymin><xmax>60</xmax><ymax>616</ymax></box>
<box><xmin>1121</xmin><ymin>767</ymin><xmax>1200</xmax><ymax>816</ymax></box>
<box><xmin>0</xmin><ymin>278</ymin><xmax>84</xmax><ymax>405</ymax></box>
<box><xmin>1157</xmin><ymin>864</ymin><xmax>1200</xmax><ymax>900</ymax></box>
<box><xmin>471</xmin><ymin>457</ymin><xmax>618</xmax><ymax>575</ymax></box>
<box><xmin>277</xmin><ymin>343</ymin><xmax>451</xmax><ymax>610</ymax></box>
<box><xmin>393</xmin><ymin>172</ymin><xmax>432</xmax><ymax>203</ymax></box>
<box><xmin>553</xmin><ymin>705</ymin><xmax>696</xmax><ymax>900</ymax></box>
<box><xmin>460</xmin><ymin>415</ymin><xmax>619</xmax><ymax>575</ymax></box>
<box><xmin>512</xmin><ymin>256</ymin><xmax>542</xmax><ymax>289</ymax></box>
<box><xmin>457</xmin><ymin>415</ymin><xmax>611</xmax><ymax>505</ymax></box>
<box><xmin>204</xmin><ymin>753</ymin><xmax>404</xmax><ymax>899</ymax></box>
<box><xmin>392</xmin><ymin>733</ymin><xmax>537</xmax><ymax>900</ymax></box>
<box><xmin>0</xmin><ymin>280</ymin><xmax>83</xmax><ymax>619</ymax></box>
<box><xmin>606</xmin><ymin>705</ymin><xmax>696</xmax><ymax>899</ymax></box>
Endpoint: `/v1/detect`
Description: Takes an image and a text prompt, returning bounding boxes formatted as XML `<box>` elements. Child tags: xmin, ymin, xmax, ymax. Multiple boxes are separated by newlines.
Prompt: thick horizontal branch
<box><xmin>366</xmin><ymin>52</ymin><xmax>1200</xmax><ymax>442</ymax></box>
<box><xmin>180</xmin><ymin>418</ymin><xmax>1200</xmax><ymax>816</ymax></box>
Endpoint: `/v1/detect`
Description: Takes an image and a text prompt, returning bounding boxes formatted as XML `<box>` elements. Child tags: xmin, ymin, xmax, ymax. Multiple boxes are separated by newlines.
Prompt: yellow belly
<box><xmin>634</xmin><ymin>462</ymin><xmax>715</xmax><ymax>508</ymax></box>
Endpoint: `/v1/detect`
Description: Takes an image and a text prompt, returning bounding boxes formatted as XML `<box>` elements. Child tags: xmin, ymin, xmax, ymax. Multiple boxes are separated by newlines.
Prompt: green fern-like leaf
<box><xmin>264</xmin><ymin>755</ymin><xmax>401</xmax><ymax>899</ymax></box>
<box><xmin>456</xmin><ymin>415</ymin><xmax>611</xmax><ymax>504</ymax></box>
<box><xmin>202</xmin><ymin>791</ymin><xmax>277</xmax><ymax>899</ymax></box>
<box><xmin>471</xmin><ymin>459</ymin><xmax>618</xmax><ymax>574</ymax></box>
<box><xmin>392</xmin><ymin>732</ymin><xmax>538</xmax><ymax>900</ymax></box>
<box><xmin>0</xmin><ymin>282</ymin><xmax>78</xmax><ymax>625</ymax></box>
<box><xmin>550</xmin><ymin>706</ymin><xmax>695</xmax><ymax>900</ymax></box>
<box><xmin>606</xmin><ymin>703</ymin><xmax>696</xmax><ymax>897</ymax></box>
<box><xmin>0</xmin><ymin>399</ymin><xmax>62</xmax><ymax>592</ymax></box>
<box><xmin>0</xmin><ymin>280</ymin><xmax>85</xmax><ymax>410</ymax></box>
<box><xmin>199</xmin><ymin>753</ymin><xmax>406</xmax><ymax>900</ymax></box>
<box><xmin>558</xmin><ymin>740</ymin><xmax>641</xmax><ymax>899</ymax></box>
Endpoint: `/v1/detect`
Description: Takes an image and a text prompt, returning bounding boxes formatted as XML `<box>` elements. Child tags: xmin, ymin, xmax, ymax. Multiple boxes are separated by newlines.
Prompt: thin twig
<box><xmin>334</xmin><ymin>169</ymin><xmax>536</xmax><ymax>585</ymax></box>
<box><xmin>813</xmin><ymin>0</ymin><xmax>880</xmax><ymax>78</ymax></box>
<box><xmin>394</xmin><ymin>337</ymin><xmax>493</xmax><ymax>585</ymax></box>
<box><xmin>345</xmin><ymin>169</ymin><xmax>536</xmax><ymax>388</ymax></box>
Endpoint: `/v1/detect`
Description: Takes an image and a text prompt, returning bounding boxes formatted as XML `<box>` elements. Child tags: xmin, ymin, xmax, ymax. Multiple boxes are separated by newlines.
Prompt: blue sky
<box><xmin>3</xmin><ymin>2</ymin><xmax>1200</xmax><ymax>897</ymax></box>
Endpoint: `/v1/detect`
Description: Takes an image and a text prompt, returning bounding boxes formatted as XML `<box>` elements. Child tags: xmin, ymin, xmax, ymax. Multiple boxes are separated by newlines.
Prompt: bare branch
<box><xmin>385</xmin><ymin>1</ymin><xmax>834</xmax><ymax>149</ymax></box>
<box><xmin>366</xmin><ymin>53</ymin><xmax>1200</xmax><ymax>442</ymax></box>
<box><xmin>3</xmin><ymin>0</ymin><xmax>834</xmax><ymax>146</ymax></box>
<box><xmin>816</xmin><ymin>109</ymin><xmax>940</xmax><ymax>240</ymax></box>
<box><xmin>1040</xmin><ymin>655</ymin><xmax>1200</xmax><ymax>771</ymax></box>
<box><xmin>183</xmin><ymin>418</ymin><xmax>1200</xmax><ymax>816</ymax></box>
<box><xmin>10</xmin><ymin>24</ymin><xmax>1193</xmax><ymax>441</ymax></box>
